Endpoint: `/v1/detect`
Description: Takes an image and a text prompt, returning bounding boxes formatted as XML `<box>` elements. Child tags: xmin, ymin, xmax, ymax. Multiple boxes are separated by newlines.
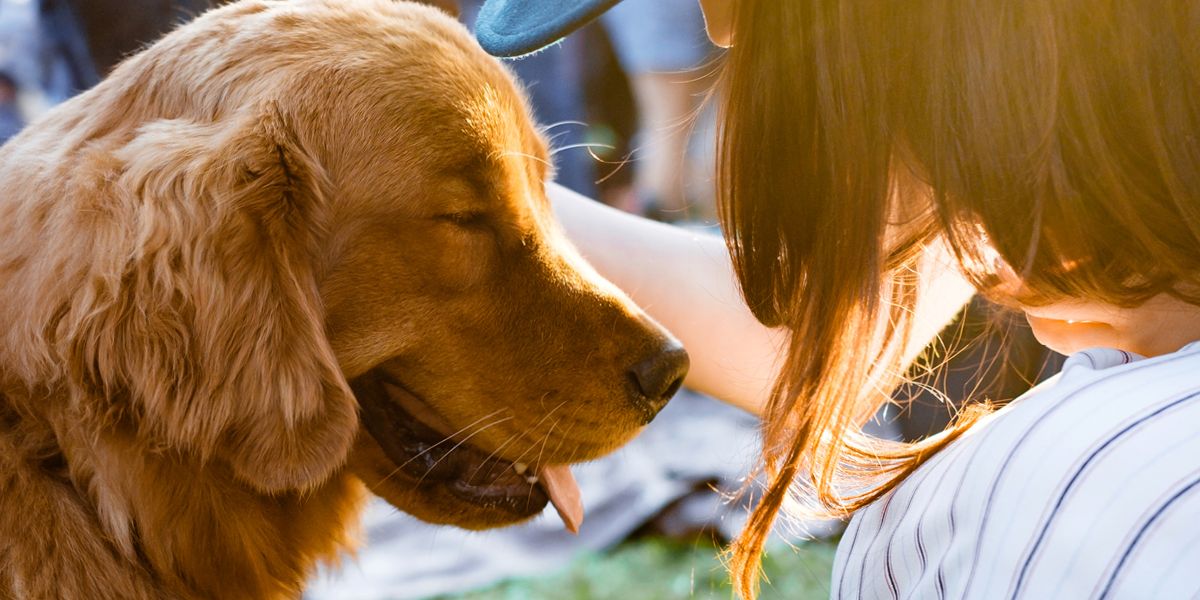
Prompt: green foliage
<box><xmin>437</xmin><ymin>538</ymin><xmax>838</xmax><ymax>600</ymax></box>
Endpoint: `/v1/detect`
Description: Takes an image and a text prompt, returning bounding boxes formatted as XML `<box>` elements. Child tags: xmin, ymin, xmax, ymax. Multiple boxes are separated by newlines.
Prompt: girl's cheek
<box><xmin>1025</xmin><ymin>315</ymin><xmax>1119</xmax><ymax>356</ymax></box>
<box><xmin>698</xmin><ymin>0</ymin><xmax>735</xmax><ymax>47</ymax></box>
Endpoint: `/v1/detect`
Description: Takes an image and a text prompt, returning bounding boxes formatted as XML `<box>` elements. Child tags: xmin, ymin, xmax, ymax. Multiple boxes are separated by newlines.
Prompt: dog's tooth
<box><xmin>524</xmin><ymin>475</ymin><xmax>539</xmax><ymax>484</ymax></box>
<box><xmin>513</xmin><ymin>462</ymin><xmax>528</xmax><ymax>475</ymax></box>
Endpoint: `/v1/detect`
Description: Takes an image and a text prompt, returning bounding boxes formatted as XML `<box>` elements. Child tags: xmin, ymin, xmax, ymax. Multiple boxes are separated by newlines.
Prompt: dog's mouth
<box><xmin>350</xmin><ymin>368</ymin><xmax>584</xmax><ymax>532</ymax></box>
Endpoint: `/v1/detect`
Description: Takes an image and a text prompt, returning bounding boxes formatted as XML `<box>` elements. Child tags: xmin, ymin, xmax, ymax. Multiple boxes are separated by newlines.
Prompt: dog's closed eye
<box><xmin>436</xmin><ymin>210</ymin><xmax>490</xmax><ymax>228</ymax></box>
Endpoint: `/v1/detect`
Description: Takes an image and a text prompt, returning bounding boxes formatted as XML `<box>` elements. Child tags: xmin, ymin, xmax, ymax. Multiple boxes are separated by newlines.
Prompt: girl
<box><xmin>478</xmin><ymin>1</ymin><xmax>1200</xmax><ymax>597</ymax></box>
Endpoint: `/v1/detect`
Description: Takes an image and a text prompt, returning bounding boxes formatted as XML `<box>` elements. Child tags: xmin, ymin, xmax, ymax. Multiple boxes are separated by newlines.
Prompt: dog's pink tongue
<box><xmin>539</xmin><ymin>465</ymin><xmax>583</xmax><ymax>534</ymax></box>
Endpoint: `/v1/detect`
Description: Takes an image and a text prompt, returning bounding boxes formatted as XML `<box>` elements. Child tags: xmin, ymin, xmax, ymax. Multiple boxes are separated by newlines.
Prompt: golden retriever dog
<box><xmin>0</xmin><ymin>1</ymin><xmax>688</xmax><ymax>597</ymax></box>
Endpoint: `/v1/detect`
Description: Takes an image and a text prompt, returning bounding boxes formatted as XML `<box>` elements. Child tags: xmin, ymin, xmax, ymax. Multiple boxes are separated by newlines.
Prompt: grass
<box><xmin>436</xmin><ymin>537</ymin><xmax>839</xmax><ymax>600</ymax></box>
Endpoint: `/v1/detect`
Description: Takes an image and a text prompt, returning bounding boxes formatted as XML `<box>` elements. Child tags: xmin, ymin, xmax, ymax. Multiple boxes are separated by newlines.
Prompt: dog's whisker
<box><xmin>393</xmin><ymin>409</ymin><xmax>504</xmax><ymax>467</ymax></box>
<box><xmin>481</xmin><ymin>401</ymin><xmax>574</xmax><ymax>487</ymax></box>
<box><xmin>538</xmin><ymin>119</ymin><xmax>588</xmax><ymax>133</ymax></box>
<box><xmin>425</xmin><ymin>413</ymin><xmax>512</xmax><ymax>465</ymax></box>
<box><xmin>469</xmin><ymin>433</ymin><xmax>523</xmax><ymax>485</ymax></box>
<box><xmin>535</xmin><ymin>390</ymin><xmax>553</xmax><ymax>411</ymax></box>
<box><xmin>476</xmin><ymin>427</ymin><xmax>525</xmax><ymax>471</ymax></box>
<box><xmin>496</xmin><ymin>149</ymin><xmax>553</xmax><ymax>169</ymax></box>
<box><xmin>503</xmin><ymin>435</ymin><xmax>545</xmax><ymax>476</ymax></box>
<box><xmin>372</xmin><ymin>461</ymin><xmax>412</xmax><ymax>489</ymax></box>
<box><xmin>524</xmin><ymin>402</ymin><xmax>590</xmax><ymax>506</ymax></box>
<box><xmin>414</xmin><ymin>415</ymin><xmax>513</xmax><ymax>486</ymax></box>
<box><xmin>546</xmin><ymin>400</ymin><xmax>588</xmax><ymax>461</ymax></box>
<box><xmin>372</xmin><ymin>408</ymin><xmax>508</xmax><ymax>488</ymax></box>
<box><xmin>592</xmin><ymin>148</ymin><xmax>640</xmax><ymax>184</ymax></box>
<box><xmin>526</xmin><ymin>397</ymin><xmax>569</xmax><ymax>432</ymax></box>
<box><xmin>378</xmin><ymin>414</ymin><xmax>514</xmax><ymax>489</ymax></box>
<box><xmin>523</xmin><ymin>414</ymin><xmax>568</xmax><ymax>505</ymax></box>
<box><xmin>393</xmin><ymin>395</ymin><xmax>580</xmax><ymax>490</ymax></box>
<box><xmin>528</xmin><ymin>403</ymin><xmax>589</xmax><ymax>505</ymax></box>
<box><xmin>544</xmin><ymin>129</ymin><xmax>578</xmax><ymax>146</ymax></box>
<box><xmin>496</xmin><ymin>397</ymin><xmax>571</xmax><ymax>469</ymax></box>
<box><xmin>548</xmin><ymin>142</ymin><xmax>614</xmax><ymax>157</ymax></box>
<box><xmin>500</xmin><ymin>397</ymin><xmax>571</xmax><ymax>473</ymax></box>
<box><xmin>532</xmin><ymin>418</ymin><xmax>558</xmax><ymax>476</ymax></box>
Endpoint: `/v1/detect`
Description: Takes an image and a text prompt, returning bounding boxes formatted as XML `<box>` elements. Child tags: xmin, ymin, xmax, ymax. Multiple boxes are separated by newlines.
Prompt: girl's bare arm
<box><xmin>549</xmin><ymin>182</ymin><xmax>974</xmax><ymax>415</ymax></box>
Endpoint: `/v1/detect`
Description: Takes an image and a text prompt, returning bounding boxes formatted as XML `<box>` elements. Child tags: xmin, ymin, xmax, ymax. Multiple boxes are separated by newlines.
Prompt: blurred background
<box><xmin>0</xmin><ymin>1</ymin><xmax>1063</xmax><ymax>598</ymax></box>
<box><xmin>0</xmin><ymin>0</ymin><xmax>722</xmax><ymax>221</ymax></box>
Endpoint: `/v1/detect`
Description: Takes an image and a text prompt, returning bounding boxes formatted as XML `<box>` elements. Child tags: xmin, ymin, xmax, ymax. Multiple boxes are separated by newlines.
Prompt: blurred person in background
<box><xmin>35</xmin><ymin>0</ymin><xmax>97</xmax><ymax>102</ymax></box>
<box><xmin>465</xmin><ymin>0</ymin><xmax>719</xmax><ymax>221</ymax></box>
<box><xmin>0</xmin><ymin>70</ymin><xmax>23</xmax><ymax>143</ymax></box>
<box><xmin>599</xmin><ymin>0</ymin><xmax>716</xmax><ymax>223</ymax></box>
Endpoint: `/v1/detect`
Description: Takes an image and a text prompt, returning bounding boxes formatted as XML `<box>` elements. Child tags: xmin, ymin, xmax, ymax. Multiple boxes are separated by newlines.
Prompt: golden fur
<box><xmin>0</xmin><ymin>1</ymin><xmax>684</xmax><ymax>597</ymax></box>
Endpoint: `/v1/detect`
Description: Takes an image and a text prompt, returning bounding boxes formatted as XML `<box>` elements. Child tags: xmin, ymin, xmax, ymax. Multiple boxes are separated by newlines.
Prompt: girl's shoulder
<box><xmin>973</xmin><ymin>340</ymin><xmax>1200</xmax><ymax>457</ymax></box>
<box><xmin>833</xmin><ymin>341</ymin><xmax>1200</xmax><ymax>600</ymax></box>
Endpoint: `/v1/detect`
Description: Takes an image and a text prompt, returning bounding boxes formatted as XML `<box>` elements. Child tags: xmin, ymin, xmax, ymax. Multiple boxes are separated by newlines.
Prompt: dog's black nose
<box><xmin>628</xmin><ymin>341</ymin><xmax>689</xmax><ymax>419</ymax></box>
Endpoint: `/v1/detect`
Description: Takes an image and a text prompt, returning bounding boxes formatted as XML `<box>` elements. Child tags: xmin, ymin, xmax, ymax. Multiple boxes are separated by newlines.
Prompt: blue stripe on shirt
<box><xmin>959</xmin><ymin>351</ymin><xmax>1185</xmax><ymax>597</ymax></box>
<box><xmin>830</xmin><ymin>342</ymin><xmax>1200</xmax><ymax>600</ymax></box>
<box><xmin>1010</xmin><ymin>391</ymin><xmax>1200</xmax><ymax>598</ymax></box>
<box><xmin>1098</xmin><ymin>473</ymin><xmax>1200</xmax><ymax>599</ymax></box>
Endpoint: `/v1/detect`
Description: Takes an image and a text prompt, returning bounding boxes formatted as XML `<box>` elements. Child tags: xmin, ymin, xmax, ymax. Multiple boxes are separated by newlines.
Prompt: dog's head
<box><xmin>30</xmin><ymin>0</ymin><xmax>685</xmax><ymax>530</ymax></box>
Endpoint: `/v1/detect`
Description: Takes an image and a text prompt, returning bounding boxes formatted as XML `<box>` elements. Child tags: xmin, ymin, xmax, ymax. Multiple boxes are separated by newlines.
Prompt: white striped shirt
<box><xmin>832</xmin><ymin>340</ymin><xmax>1200</xmax><ymax>600</ymax></box>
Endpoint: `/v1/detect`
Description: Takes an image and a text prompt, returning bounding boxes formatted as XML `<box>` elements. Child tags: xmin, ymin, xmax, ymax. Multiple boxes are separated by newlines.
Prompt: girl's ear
<box><xmin>65</xmin><ymin>103</ymin><xmax>357</xmax><ymax>493</ymax></box>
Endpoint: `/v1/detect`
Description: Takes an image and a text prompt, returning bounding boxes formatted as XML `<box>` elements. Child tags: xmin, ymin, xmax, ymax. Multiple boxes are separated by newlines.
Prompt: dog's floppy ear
<box><xmin>65</xmin><ymin>103</ymin><xmax>356</xmax><ymax>493</ymax></box>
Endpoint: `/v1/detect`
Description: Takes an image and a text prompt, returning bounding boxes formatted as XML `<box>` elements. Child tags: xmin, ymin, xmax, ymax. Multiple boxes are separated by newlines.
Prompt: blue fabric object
<box><xmin>475</xmin><ymin>0</ymin><xmax>624</xmax><ymax>57</ymax></box>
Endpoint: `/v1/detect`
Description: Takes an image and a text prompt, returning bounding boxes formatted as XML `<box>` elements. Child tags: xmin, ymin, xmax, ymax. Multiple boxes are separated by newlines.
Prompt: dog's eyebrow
<box><xmin>453</xmin><ymin>155</ymin><xmax>498</xmax><ymax>201</ymax></box>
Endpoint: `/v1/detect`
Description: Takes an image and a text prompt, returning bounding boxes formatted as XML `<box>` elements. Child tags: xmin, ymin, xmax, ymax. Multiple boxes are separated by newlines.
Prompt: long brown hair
<box><xmin>716</xmin><ymin>1</ymin><xmax>1200</xmax><ymax>597</ymax></box>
